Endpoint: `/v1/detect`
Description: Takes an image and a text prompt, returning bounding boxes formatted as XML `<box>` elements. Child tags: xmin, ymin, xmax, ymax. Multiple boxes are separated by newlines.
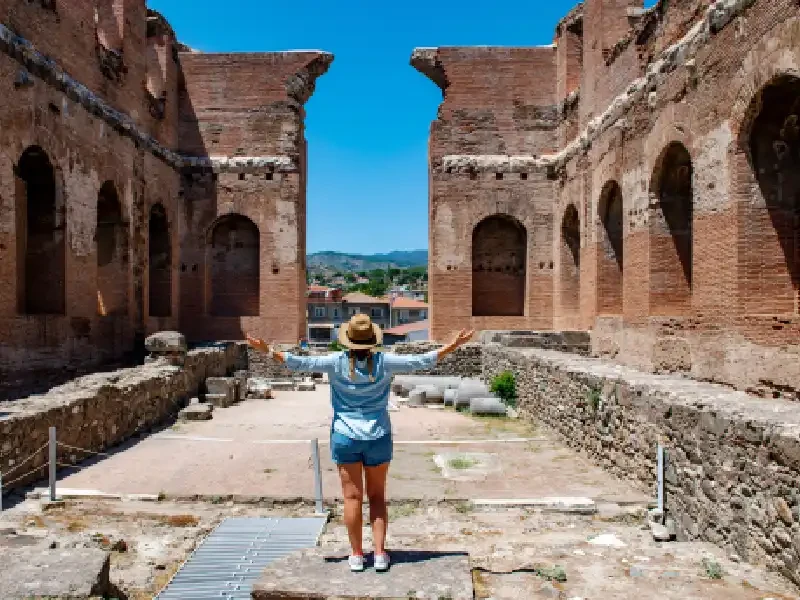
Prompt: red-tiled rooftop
<box><xmin>384</xmin><ymin>320</ymin><xmax>429</xmax><ymax>336</ymax></box>
<box><xmin>390</xmin><ymin>297</ymin><xmax>428</xmax><ymax>309</ymax></box>
<box><xmin>343</xmin><ymin>292</ymin><xmax>387</xmax><ymax>304</ymax></box>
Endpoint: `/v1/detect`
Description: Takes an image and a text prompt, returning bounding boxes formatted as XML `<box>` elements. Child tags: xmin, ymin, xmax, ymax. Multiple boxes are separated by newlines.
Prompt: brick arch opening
<box><xmin>471</xmin><ymin>214</ymin><xmax>527</xmax><ymax>317</ymax></box>
<box><xmin>17</xmin><ymin>146</ymin><xmax>65</xmax><ymax>315</ymax></box>
<box><xmin>597</xmin><ymin>181</ymin><xmax>623</xmax><ymax>315</ymax></box>
<box><xmin>740</xmin><ymin>75</ymin><xmax>800</xmax><ymax>314</ymax></box>
<box><xmin>560</xmin><ymin>204</ymin><xmax>581</xmax><ymax>314</ymax></box>
<box><xmin>148</xmin><ymin>203</ymin><xmax>172</xmax><ymax>317</ymax></box>
<box><xmin>207</xmin><ymin>214</ymin><xmax>260</xmax><ymax>317</ymax></box>
<box><xmin>649</xmin><ymin>142</ymin><xmax>693</xmax><ymax>315</ymax></box>
<box><xmin>96</xmin><ymin>181</ymin><xmax>128</xmax><ymax>316</ymax></box>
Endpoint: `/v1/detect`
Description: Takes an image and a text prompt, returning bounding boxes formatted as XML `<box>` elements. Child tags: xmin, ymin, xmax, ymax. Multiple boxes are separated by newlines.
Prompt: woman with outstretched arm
<box><xmin>247</xmin><ymin>314</ymin><xmax>474</xmax><ymax>573</ymax></box>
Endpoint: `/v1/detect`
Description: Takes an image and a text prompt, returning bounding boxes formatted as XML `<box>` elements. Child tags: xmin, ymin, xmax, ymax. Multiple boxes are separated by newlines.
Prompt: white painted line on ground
<box><xmin>395</xmin><ymin>438</ymin><xmax>545</xmax><ymax>445</ymax></box>
<box><xmin>154</xmin><ymin>435</ymin><xmax>546</xmax><ymax>446</ymax></box>
<box><xmin>157</xmin><ymin>435</ymin><xmax>235</xmax><ymax>442</ymax></box>
<box><xmin>471</xmin><ymin>497</ymin><xmax>597</xmax><ymax>513</ymax></box>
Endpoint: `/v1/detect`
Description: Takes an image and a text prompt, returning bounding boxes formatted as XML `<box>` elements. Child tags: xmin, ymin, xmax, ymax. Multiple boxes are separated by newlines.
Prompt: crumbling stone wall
<box><xmin>482</xmin><ymin>344</ymin><xmax>800</xmax><ymax>585</ymax></box>
<box><xmin>0</xmin><ymin>342</ymin><xmax>245</xmax><ymax>494</ymax></box>
<box><xmin>415</xmin><ymin>0</ymin><xmax>800</xmax><ymax>398</ymax></box>
<box><xmin>390</xmin><ymin>342</ymin><xmax>483</xmax><ymax>378</ymax></box>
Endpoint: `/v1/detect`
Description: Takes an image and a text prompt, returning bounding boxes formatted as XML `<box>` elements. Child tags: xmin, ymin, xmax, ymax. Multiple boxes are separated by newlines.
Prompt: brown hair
<box><xmin>348</xmin><ymin>350</ymin><xmax>375</xmax><ymax>383</ymax></box>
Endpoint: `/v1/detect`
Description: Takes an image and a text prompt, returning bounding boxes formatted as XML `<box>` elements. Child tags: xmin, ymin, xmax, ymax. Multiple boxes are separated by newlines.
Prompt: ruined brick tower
<box><xmin>414</xmin><ymin>0</ymin><xmax>800</xmax><ymax>398</ymax></box>
<box><xmin>0</xmin><ymin>1</ymin><xmax>330</xmax><ymax>383</ymax></box>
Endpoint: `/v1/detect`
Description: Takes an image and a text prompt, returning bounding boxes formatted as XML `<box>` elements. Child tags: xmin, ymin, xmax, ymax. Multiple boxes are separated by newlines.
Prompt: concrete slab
<box><xmin>0</xmin><ymin>545</ymin><xmax>110</xmax><ymax>599</ymax></box>
<box><xmin>252</xmin><ymin>548</ymin><xmax>472</xmax><ymax>600</ymax></box>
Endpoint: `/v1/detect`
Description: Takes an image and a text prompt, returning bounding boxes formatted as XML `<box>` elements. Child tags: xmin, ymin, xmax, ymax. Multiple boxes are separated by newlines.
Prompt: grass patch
<box><xmin>389</xmin><ymin>504</ymin><xmax>418</xmax><ymax>520</ymax></box>
<box><xmin>447</xmin><ymin>457</ymin><xmax>478</xmax><ymax>470</ymax></box>
<box><xmin>702</xmin><ymin>558</ymin><xmax>724</xmax><ymax>580</ymax></box>
<box><xmin>472</xmin><ymin>569</ymin><xmax>491</xmax><ymax>599</ymax></box>
<box><xmin>534</xmin><ymin>564</ymin><xmax>567</xmax><ymax>583</ymax></box>
<box><xmin>66</xmin><ymin>519</ymin><xmax>87</xmax><ymax>532</ymax></box>
<box><xmin>160</xmin><ymin>514</ymin><xmax>200</xmax><ymax>527</ymax></box>
<box><xmin>586</xmin><ymin>387</ymin><xmax>602</xmax><ymax>412</ymax></box>
<box><xmin>454</xmin><ymin>501</ymin><xmax>472</xmax><ymax>514</ymax></box>
<box><xmin>263</xmin><ymin>468</ymin><xmax>275</xmax><ymax>474</ymax></box>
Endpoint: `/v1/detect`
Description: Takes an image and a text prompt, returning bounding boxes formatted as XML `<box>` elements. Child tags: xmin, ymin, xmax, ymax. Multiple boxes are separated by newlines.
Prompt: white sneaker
<box><xmin>374</xmin><ymin>552</ymin><xmax>390</xmax><ymax>572</ymax></box>
<box><xmin>349</xmin><ymin>554</ymin><xmax>365</xmax><ymax>572</ymax></box>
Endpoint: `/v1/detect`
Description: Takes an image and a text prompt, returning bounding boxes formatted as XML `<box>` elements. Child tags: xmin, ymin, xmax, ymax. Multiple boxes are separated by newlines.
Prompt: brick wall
<box><xmin>0</xmin><ymin>2</ymin><xmax>331</xmax><ymax>391</ymax></box>
<box><xmin>415</xmin><ymin>0</ymin><xmax>800</xmax><ymax>397</ymax></box>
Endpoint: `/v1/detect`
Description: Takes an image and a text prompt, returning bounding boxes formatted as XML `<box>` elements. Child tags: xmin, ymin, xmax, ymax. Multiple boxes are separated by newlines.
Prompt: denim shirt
<box><xmin>283</xmin><ymin>350</ymin><xmax>439</xmax><ymax>440</ymax></box>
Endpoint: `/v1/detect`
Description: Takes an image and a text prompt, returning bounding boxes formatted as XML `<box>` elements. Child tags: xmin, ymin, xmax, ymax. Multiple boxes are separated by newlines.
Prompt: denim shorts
<box><xmin>330</xmin><ymin>431</ymin><xmax>393</xmax><ymax>467</ymax></box>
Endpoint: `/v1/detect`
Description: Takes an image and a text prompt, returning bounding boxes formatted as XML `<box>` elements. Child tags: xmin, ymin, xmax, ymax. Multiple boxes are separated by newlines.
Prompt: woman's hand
<box><xmin>246</xmin><ymin>335</ymin><xmax>286</xmax><ymax>363</ymax></box>
<box><xmin>437</xmin><ymin>329</ymin><xmax>475</xmax><ymax>360</ymax></box>
<box><xmin>449</xmin><ymin>329</ymin><xmax>475</xmax><ymax>348</ymax></box>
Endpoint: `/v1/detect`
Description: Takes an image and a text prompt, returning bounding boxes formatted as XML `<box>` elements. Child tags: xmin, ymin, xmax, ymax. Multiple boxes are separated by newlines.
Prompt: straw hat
<box><xmin>338</xmin><ymin>314</ymin><xmax>383</xmax><ymax>350</ymax></box>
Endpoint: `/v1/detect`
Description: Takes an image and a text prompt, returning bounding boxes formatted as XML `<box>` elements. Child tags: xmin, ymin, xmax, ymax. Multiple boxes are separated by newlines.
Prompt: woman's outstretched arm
<box><xmin>384</xmin><ymin>329</ymin><xmax>475</xmax><ymax>373</ymax></box>
<box><xmin>246</xmin><ymin>336</ymin><xmax>337</xmax><ymax>373</ymax></box>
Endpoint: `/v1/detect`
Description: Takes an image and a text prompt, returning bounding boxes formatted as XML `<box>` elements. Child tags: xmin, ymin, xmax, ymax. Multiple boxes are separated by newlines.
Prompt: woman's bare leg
<box><xmin>365</xmin><ymin>462</ymin><xmax>390</xmax><ymax>556</ymax></box>
<box><xmin>338</xmin><ymin>463</ymin><xmax>365</xmax><ymax>555</ymax></box>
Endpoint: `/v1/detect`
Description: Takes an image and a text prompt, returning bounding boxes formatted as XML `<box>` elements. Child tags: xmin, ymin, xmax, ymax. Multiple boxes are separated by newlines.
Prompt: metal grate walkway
<box><xmin>156</xmin><ymin>516</ymin><xmax>327</xmax><ymax>600</ymax></box>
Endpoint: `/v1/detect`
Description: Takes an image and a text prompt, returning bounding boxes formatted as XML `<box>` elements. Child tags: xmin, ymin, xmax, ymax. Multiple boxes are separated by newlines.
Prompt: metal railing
<box><xmin>1</xmin><ymin>427</ymin><xmax>326</xmax><ymax>513</ymax></box>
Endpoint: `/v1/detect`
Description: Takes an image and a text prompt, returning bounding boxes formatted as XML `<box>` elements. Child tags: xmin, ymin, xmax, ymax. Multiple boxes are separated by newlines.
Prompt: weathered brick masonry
<box><xmin>0</xmin><ymin>1</ymin><xmax>331</xmax><ymax>393</ymax></box>
<box><xmin>482</xmin><ymin>344</ymin><xmax>800</xmax><ymax>586</ymax></box>
<box><xmin>414</xmin><ymin>0</ymin><xmax>800</xmax><ymax>398</ymax></box>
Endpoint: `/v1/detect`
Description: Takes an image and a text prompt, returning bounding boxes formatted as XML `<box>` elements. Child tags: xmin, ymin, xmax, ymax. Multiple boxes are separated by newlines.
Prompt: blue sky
<box><xmin>149</xmin><ymin>0</ymin><xmax>655</xmax><ymax>255</ymax></box>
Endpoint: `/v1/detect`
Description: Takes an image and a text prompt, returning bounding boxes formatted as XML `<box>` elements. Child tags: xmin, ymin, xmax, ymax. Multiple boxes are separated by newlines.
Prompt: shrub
<box><xmin>328</xmin><ymin>340</ymin><xmax>345</xmax><ymax>351</ymax></box>
<box><xmin>490</xmin><ymin>371</ymin><xmax>517</xmax><ymax>407</ymax></box>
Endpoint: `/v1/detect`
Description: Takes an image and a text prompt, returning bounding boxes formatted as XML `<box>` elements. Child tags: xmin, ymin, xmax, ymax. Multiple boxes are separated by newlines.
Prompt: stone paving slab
<box><xmin>49</xmin><ymin>387</ymin><xmax>648</xmax><ymax>503</ymax></box>
<box><xmin>0</xmin><ymin>543</ymin><xmax>110</xmax><ymax>599</ymax></box>
<box><xmin>252</xmin><ymin>548</ymin><xmax>473</xmax><ymax>600</ymax></box>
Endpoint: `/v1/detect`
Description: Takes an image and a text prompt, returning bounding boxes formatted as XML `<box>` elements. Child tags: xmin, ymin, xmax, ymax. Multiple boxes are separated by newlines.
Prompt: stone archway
<box><xmin>560</xmin><ymin>204</ymin><xmax>581</xmax><ymax>314</ymax></box>
<box><xmin>740</xmin><ymin>75</ymin><xmax>800</xmax><ymax>315</ymax></box>
<box><xmin>597</xmin><ymin>181</ymin><xmax>623</xmax><ymax>315</ymax></box>
<box><xmin>17</xmin><ymin>146</ymin><xmax>65</xmax><ymax>315</ymax></box>
<box><xmin>96</xmin><ymin>181</ymin><xmax>128</xmax><ymax>316</ymax></box>
<box><xmin>649</xmin><ymin>142</ymin><xmax>693</xmax><ymax>316</ymax></box>
<box><xmin>148</xmin><ymin>204</ymin><xmax>172</xmax><ymax>318</ymax></box>
<box><xmin>471</xmin><ymin>214</ymin><xmax>527</xmax><ymax>317</ymax></box>
<box><xmin>207</xmin><ymin>214</ymin><xmax>260</xmax><ymax>317</ymax></box>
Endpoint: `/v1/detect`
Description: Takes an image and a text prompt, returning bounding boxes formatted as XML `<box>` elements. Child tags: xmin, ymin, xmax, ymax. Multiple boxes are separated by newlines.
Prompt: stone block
<box><xmin>0</xmin><ymin>545</ymin><xmax>111</xmax><ymax>598</ymax></box>
<box><xmin>270</xmin><ymin>380</ymin><xmax>296</xmax><ymax>392</ymax></box>
<box><xmin>444</xmin><ymin>388</ymin><xmax>458</xmax><ymax>407</ymax></box>
<box><xmin>247</xmin><ymin>378</ymin><xmax>273</xmax><ymax>399</ymax></box>
<box><xmin>252</xmin><ymin>547</ymin><xmax>472</xmax><ymax>600</ymax></box>
<box><xmin>409</xmin><ymin>389</ymin><xmax>426</xmax><ymax>407</ymax></box>
<box><xmin>297</xmin><ymin>380</ymin><xmax>316</xmax><ymax>391</ymax></box>
<box><xmin>415</xmin><ymin>384</ymin><xmax>444</xmax><ymax>402</ymax></box>
<box><xmin>469</xmin><ymin>397</ymin><xmax>508</xmax><ymax>416</ymax></box>
<box><xmin>145</xmin><ymin>331</ymin><xmax>187</xmax><ymax>353</ymax></box>
<box><xmin>179</xmin><ymin>403</ymin><xmax>213</xmax><ymax>421</ymax></box>
<box><xmin>206</xmin><ymin>377</ymin><xmax>235</xmax><ymax>399</ymax></box>
<box><xmin>205</xmin><ymin>393</ymin><xmax>232</xmax><ymax>408</ymax></box>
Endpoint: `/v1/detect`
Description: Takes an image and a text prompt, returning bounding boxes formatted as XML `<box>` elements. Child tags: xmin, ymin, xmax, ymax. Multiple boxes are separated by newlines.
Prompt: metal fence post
<box><xmin>311</xmin><ymin>438</ymin><xmax>324</xmax><ymax>513</ymax></box>
<box><xmin>49</xmin><ymin>427</ymin><xmax>57</xmax><ymax>502</ymax></box>
<box><xmin>657</xmin><ymin>443</ymin><xmax>665</xmax><ymax>524</ymax></box>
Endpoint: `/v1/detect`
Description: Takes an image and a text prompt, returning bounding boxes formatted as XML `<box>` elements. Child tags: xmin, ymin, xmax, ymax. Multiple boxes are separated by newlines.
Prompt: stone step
<box><xmin>205</xmin><ymin>393</ymin><xmax>233</xmax><ymax>408</ymax></box>
<box><xmin>0</xmin><ymin>544</ymin><xmax>111</xmax><ymax>599</ymax></box>
<box><xmin>252</xmin><ymin>547</ymin><xmax>472</xmax><ymax>600</ymax></box>
<box><xmin>179</xmin><ymin>403</ymin><xmax>213</xmax><ymax>421</ymax></box>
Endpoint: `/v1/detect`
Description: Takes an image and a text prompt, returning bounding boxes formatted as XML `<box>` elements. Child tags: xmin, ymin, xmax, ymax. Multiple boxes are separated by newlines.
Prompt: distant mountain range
<box><xmin>308</xmin><ymin>250</ymin><xmax>428</xmax><ymax>272</ymax></box>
